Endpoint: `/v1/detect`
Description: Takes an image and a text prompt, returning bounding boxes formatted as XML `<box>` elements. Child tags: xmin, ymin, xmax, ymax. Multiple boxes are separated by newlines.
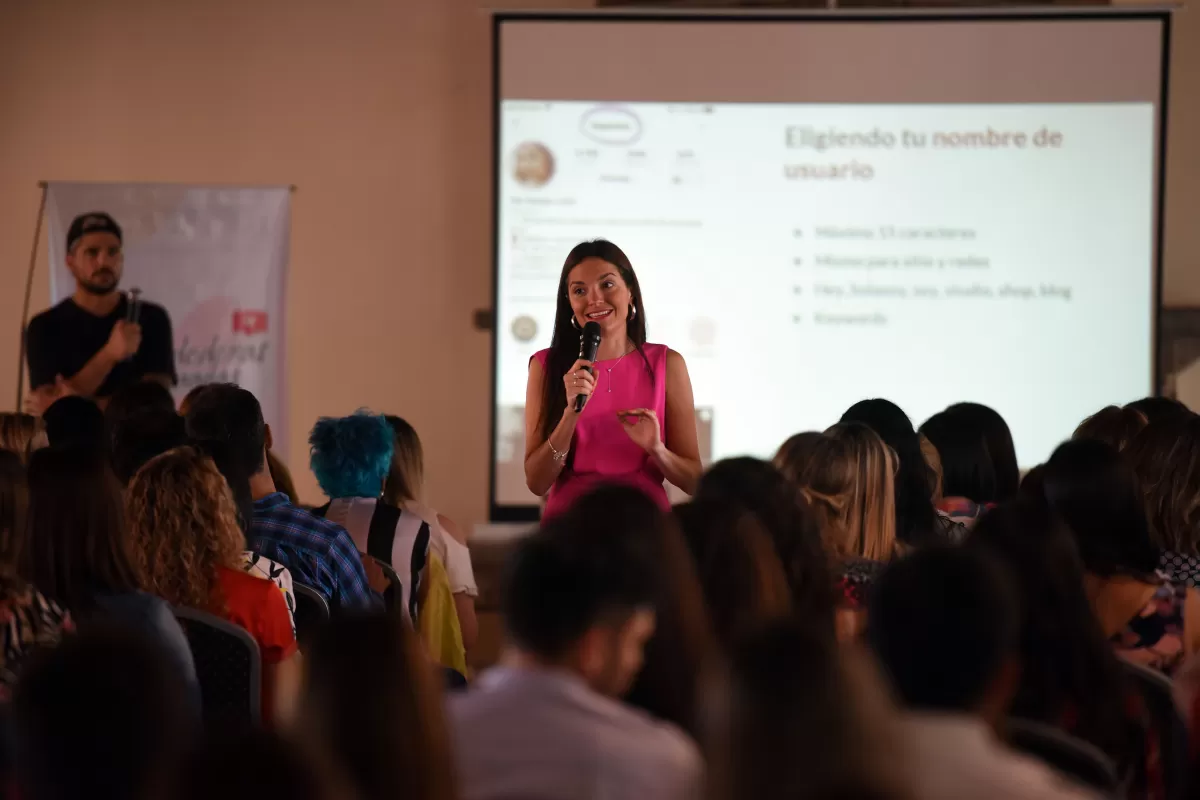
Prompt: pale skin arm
<box><xmin>618</xmin><ymin>349</ymin><xmax>702</xmax><ymax>495</ymax></box>
<box><xmin>436</xmin><ymin>514</ymin><xmax>477</xmax><ymax>653</ymax></box>
<box><xmin>268</xmin><ymin>651</ymin><xmax>303</xmax><ymax>725</ymax></box>
<box><xmin>524</xmin><ymin>357</ymin><xmax>591</xmax><ymax>497</ymax></box>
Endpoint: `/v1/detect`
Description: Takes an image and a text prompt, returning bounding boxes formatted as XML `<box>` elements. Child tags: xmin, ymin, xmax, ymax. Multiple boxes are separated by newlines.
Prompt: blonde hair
<box><xmin>0</xmin><ymin>413</ymin><xmax>46</xmax><ymax>464</ymax></box>
<box><xmin>125</xmin><ymin>446</ymin><xmax>245</xmax><ymax>613</ymax></box>
<box><xmin>773</xmin><ymin>431</ymin><xmax>825</xmax><ymax>485</ymax></box>
<box><xmin>382</xmin><ymin>416</ymin><xmax>425</xmax><ymax>506</ymax></box>
<box><xmin>788</xmin><ymin>424</ymin><xmax>896</xmax><ymax>562</ymax></box>
<box><xmin>919</xmin><ymin>433</ymin><xmax>944</xmax><ymax>503</ymax></box>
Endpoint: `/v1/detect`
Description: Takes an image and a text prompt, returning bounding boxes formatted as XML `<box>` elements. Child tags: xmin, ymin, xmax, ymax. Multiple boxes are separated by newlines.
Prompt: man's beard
<box><xmin>79</xmin><ymin>271</ymin><xmax>118</xmax><ymax>296</ymax></box>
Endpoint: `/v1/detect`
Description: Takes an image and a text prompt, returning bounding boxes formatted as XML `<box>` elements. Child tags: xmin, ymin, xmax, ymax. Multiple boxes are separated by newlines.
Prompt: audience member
<box><xmin>1125</xmin><ymin>414</ymin><xmax>1200</xmax><ymax>587</ymax></box>
<box><xmin>695</xmin><ymin>457</ymin><xmax>835</xmax><ymax>639</ymax></box>
<box><xmin>675</xmin><ymin>499</ymin><xmax>792</xmax><ymax>649</ymax></box>
<box><xmin>309</xmin><ymin>413</ymin><xmax>439</xmax><ymax>617</ymax></box>
<box><xmin>382</xmin><ymin>413</ymin><xmax>478</xmax><ymax>647</ymax></box>
<box><xmin>968</xmin><ymin>501</ymin><xmax>1155</xmax><ymax>796</ymax></box>
<box><xmin>13</xmin><ymin>626</ymin><xmax>193</xmax><ymax>800</ymax></box>
<box><xmin>920</xmin><ymin>407</ymin><xmax>998</xmax><ymax>526</ymax></box>
<box><xmin>450</xmin><ymin>514</ymin><xmax>700</xmax><ymax>800</ymax></box>
<box><xmin>0</xmin><ymin>569</ymin><xmax>71</xmax><ymax>697</ymax></box>
<box><xmin>1074</xmin><ymin>405</ymin><xmax>1148</xmax><ymax>453</ymax></box>
<box><xmin>126</xmin><ymin>446</ymin><xmax>299</xmax><ymax>723</ymax></box>
<box><xmin>41</xmin><ymin>395</ymin><xmax>106</xmax><ymax>451</ymax></box>
<box><xmin>772</xmin><ymin>430</ymin><xmax>825</xmax><ymax>484</ymax></box>
<box><xmin>569</xmin><ymin>485</ymin><xmax>712</xmax><ymax>737</ymax></box>
<box><xmin>103</xmin><ymin>378</ymin><xmax>175</xmax><ymax>430</ymax></box>
<box><xmin>704</xmin><ymin>619</ymin><xmax>909</xmax><ymax>800</ymax></box>
<box><xmin>868</xmin><ymin>545</ymin><xmax>1095</xmax><ymax>800</ymax></box>
<box><xmin>110</xmin><ymin>404</ymin><xmax>186</xmax><ymax>484</ymax></box>
<box><xmin>0</xmin><ymin>413</ymin><xmax>46</xmax><ymax>463</ymax></box>
<box><xmin>945</xmin><ymin>402</ymin><xmax>1021</xmax><ymax>502</ymax></box>
<box><xmin>1124</xmin><ymin>396</ymin><xmax>1191</xmax><ymax>425</ymax></box>
<box><xmin>21</xmin><ymin>446</ymin><xmax>199</xmax><ymax>697</ymax></box>
<box><xmin>184</xmin><ymin>384</ymin><xmax>377</xmax><ymax>610</ymax></box>
<box><xmin>176</xmin><ymin>729</ymin><xmax>350</xmax><ymax>800</ymax></box>
<box><xmin>778</xmin><ymin>425</ymin><xmax>893</xmax><ymax>638</ymax></box>
<box><xmin>296</xmin><ymin>613</ymin><xmax>457</xmax><ymax>800</ymax></box>
<box><xmin>1044</xmin><ymin>439</ymin><xmax>1200</xmax><ymax>675</ymax></box>
<box><xmin>0</xmin><ymin>450</ymin><xmax>27</xmax><ymax>566</ymax></box>
<box><xmin>841</xmin><ymin>398</ymin><xmax>959</xmax><ymax>546</ymax></box>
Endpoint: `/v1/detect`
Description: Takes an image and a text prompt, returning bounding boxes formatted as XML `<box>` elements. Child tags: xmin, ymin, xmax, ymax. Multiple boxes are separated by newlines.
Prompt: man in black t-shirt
<box><xmin>25</xmin><ymin>212</ymin><xmax>176</xmax><ymax>412</ymax></box>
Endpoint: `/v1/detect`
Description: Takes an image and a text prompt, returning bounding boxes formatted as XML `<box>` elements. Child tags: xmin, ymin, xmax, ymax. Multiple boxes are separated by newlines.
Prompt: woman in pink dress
<box><xmin>524</xmin><ymin>240</ymin><xmax>702</xmax><ymax>518</ymax></box>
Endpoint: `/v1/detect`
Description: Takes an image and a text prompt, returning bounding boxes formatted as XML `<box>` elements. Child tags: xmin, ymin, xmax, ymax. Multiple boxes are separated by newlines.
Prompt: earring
<box><xmin>571</xmin><ymin>316</ymin><xmax>582</xmax><ymax>331</ymax></box>
<box><xmin>628</xmin><ymin>305</ymin><xmax>637</xmax><ymax>320</ymax></box>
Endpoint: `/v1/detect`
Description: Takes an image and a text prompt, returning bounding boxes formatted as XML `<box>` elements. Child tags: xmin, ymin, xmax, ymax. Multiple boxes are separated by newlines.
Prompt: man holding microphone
<box><xmin>25</xmin><ymin>212</ymin><xmax>176</xmax><ymax>412</ymax></box>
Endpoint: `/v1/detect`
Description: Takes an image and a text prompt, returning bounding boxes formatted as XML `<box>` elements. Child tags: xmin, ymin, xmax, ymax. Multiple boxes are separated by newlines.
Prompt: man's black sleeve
<box><xmin>140</xmin><ymin>304</ymin><xmax>177</xmax><ymax>384</ymax></box>
<box><xmin>24</xmin><ymin>315</ymin><xmax>58</xmax><ymax>390</ymax></box>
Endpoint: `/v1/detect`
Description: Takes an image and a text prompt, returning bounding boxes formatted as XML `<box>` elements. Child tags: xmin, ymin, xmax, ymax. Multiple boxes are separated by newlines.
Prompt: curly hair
<box><xmin>309</xmin><ymin>411</ymin><xmax>395</xmax><ymax>499</ymax></box>
<box><xmin>125</xmin><ymin>446</ymin><xmax>246</xmax><ymax>613</ymax></box>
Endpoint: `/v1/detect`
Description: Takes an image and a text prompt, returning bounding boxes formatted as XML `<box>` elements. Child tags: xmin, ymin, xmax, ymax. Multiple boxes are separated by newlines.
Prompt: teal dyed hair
<box><xmin>309</xmin><ymin>411</ymin><xmax>395</xmax><ymax>499</ymax></box>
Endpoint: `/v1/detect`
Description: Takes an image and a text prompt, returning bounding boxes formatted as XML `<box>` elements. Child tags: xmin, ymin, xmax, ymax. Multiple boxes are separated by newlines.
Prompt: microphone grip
<box><xmin>574</xmin><ymin>366</ymin><xmax>594</xmax><ymax>412</ymax></box>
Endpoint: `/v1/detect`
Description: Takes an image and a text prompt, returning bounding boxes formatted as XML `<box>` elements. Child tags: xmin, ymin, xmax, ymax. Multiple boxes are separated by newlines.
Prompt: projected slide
<box><xmin>492</xmin><ymin>99</ymin><xmax>1155</xmax><ymax>506</ymax></box>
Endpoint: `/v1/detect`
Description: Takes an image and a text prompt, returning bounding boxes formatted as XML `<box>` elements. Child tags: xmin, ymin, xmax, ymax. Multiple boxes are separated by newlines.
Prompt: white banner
<box><xmin>45</xmin><ymin>183</ymin><xmax>290</xmax><ymax>450</ymax></box>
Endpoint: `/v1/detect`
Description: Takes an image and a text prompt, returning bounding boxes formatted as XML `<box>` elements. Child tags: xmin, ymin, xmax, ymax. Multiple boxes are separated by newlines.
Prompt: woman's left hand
<box><xmin>617</xmin><ymin>408</ymin><xmax>662</xmax><ymax>454</ymax></box>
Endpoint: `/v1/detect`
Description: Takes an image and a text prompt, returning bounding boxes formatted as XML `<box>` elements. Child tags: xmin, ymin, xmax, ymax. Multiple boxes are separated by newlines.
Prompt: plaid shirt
<box><xmin>250</xmin><ymin>493</ymin><xmax>378</xmax><ymax>611</ymax></box>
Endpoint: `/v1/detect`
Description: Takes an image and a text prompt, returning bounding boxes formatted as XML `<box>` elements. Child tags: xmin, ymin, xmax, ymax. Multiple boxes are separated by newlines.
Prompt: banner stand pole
<box><xmin>15</xmin><ymin>182</ymin><xmax>48</xmax><ymax>412</ymax></box>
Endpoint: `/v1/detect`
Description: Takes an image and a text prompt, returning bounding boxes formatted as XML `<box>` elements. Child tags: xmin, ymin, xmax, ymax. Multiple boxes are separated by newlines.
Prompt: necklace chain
<box><xmin>604</xmin><ymin>346</ymin><xmax>635</xmax><ymax>392</ymax></box>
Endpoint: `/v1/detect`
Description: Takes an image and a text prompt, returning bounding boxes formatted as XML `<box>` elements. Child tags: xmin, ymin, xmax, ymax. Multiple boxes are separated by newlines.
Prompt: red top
<box><xmin>216</xmin><ymin>566</ymin><xmax>298</xmax><ymax>723</ymax></box>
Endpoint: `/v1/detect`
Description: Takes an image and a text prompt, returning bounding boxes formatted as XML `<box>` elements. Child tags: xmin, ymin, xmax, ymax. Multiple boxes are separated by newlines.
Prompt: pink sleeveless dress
<box><xmin>534</xmin><ymin>343</ymin><xmax>670</xmax><ymax>518</ymax></box>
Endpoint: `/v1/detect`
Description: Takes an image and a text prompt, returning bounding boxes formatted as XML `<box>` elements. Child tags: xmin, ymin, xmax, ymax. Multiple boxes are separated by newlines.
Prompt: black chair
<box><xmin>1123</xmin><ymin>661</ymin><xmax>1190</xmax><ymax>800</ymax></box>
<box><xmin>1006</xmin><ymin>718</ymin><xmax>1119</xmax><ymax>794</ymax></box>
<box><xmin>293</xmin><ymin>582</ymin><xmax>331</xmax><ymax>647</ymax></box>
<box><xmin>173</xmin><ymin>607</ymin><xmax>261</xmax><ymax>728</ymax></box>
<box><xmin>365</xmin><ymin>555</ymin><xmax>404</xmax><ymax>614</ymax></box>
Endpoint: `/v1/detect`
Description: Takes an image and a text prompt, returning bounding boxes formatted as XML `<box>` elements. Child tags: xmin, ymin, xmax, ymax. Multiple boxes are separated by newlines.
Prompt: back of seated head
<box><xmin>110</xmin><ymin>407</ymin><xmax>186</xmax><ymax>484</ymax></box>
<box><xmin>13</xmin><ymin>625</ymin><xmax>192</xmax><ymax>800</ymax></box>
<box><xmin>383</xmin><ymin>414</ymin><xmax>425</xmax><ymax>506</ymax></box>
<box><xmin>919</xmin><ymin>408</ymin><xmax>998</xmax><ymax>504</ymax></box>
<box><xmin>675</xmin><ymin>499</ymin><xmax>792</xmax><ymax>648</ymax></box>
<box><xmin>1074</xmin><ymin>404</ymin><xmax>1149</xmax><ymax>453</ymax></box>
<box><xmin>867</xmin><ymin>544</ymin><xmax>1018</xmax><ymax>715</ymax></box>
<box><xmin>709</xmin><ymin>618</ymin><xmax>904</xmax><ymax>800</ymax></box>
<box><xmin>309</xmin><ymin>411</ymin><xmax>394</xmax><ymax>499</ymax></box>
<box><xmin>0</xmin><ymin>413</ymin><xmax>46</xmax><ymax>464</ymax></box>
<box><xmin>944</xmin><ymin>402</ymin><xmax>1020</xmax><ymax>502</ymax></box>
<box><xmin>840</xmin><ymin>399</ymin><xmax>939</xmax><ymax>547</ymax></box>
<box><xmin>1124</xmin><ymin>395</ymin><xmax>1192</xmax><ymax>425</ymax></box>
<box><xmin>103</xmin><ymin>380</ymin><xmax>175</xmax><ymax>429</ymax></box>
<box><xmin>1124</xmin><ymin>413</ymin><xmax>1200</xmax><ymax>558</ymax></box>
<box><xmin>176</xmin><ymin>729</ymin><xmax>345</xmax><ymax>800</ymax></box>
<box><xmin>42</xmin><ymin>396</ymin><xmax>106</xmax><ymax>452</ymax></box>
<box><xmin>183</xmin><ymin>383</ymin><xmax>266</xmax><ymax>477</ymax></box>
<box><xmin>504</xmin><ymin>510</ymin><xmax>658</xmax><ymax>666</ymax></box>
<box><xmin>772</xmin><ymin>430</ymin><xmax>826</xmax><ymax>484</ymax></box>
<box><xmin>22</xmin><ymin>445</ymin><xmax>143</xmax><ymax>613</ymax></box>
<box><xmin>1044</xmin><ymin>438</ymin><xmax>1159</xmax><ymax>577</ymax></box>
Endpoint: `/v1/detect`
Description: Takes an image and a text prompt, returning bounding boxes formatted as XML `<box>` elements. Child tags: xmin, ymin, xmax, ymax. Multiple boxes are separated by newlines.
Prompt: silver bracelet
<box><xmin>548</xmin><ymin>439</ymin><xmax>569</xmax><ymax>463</ymax></box>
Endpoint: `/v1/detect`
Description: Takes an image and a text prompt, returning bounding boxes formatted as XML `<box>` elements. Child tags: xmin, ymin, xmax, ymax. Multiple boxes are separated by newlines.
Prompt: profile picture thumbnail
<box><xmin>513</xmin><ymin>141</ymin><xmax>555</xmax><ymax>187</ymax></box>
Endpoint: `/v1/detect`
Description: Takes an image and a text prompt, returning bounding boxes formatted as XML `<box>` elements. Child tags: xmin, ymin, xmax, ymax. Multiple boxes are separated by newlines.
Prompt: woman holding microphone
<box><xmin>524</xmin><ymin>240</ymin><xmax>702</xmax><ymax>518</ymax></box>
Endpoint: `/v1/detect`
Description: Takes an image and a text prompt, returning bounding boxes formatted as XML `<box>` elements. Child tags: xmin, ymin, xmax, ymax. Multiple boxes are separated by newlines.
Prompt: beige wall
<box><xmin>0</xmin><ymin>3</ymin><xmax>1195</xmax><ymax>531</ymax></box>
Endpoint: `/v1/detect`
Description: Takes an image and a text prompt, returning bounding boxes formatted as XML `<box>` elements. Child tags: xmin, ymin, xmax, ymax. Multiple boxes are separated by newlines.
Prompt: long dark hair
<box><xmin>537</xmin><ymin>240</ymin><xmax>650</xmax><ymax>444</ymax></box>
<box><xmin>919</xmin><ymin>408</ymin><xmax>998</xmax><ymax>504</ymax></box>
<box><xmin>840</xmin><ymin>399</ymin><xmax>939</xmax><ymax>547</ymax></box>
<box><xmin>1043</xmin><ymin>439</ymin><xmax>1160</xmax><ymax>578</ymax></box>
<box><xmin>945</xmin><ymin>403</ymin><xmax>1020</xmax><ymax>502</ymax></box>
<box><xmin>21</xmin><ymin>446</ymin><xmax>144</xmax><ymax>613</ymax></box>
<box><xmin>968</xmin><ymin>502</ymin><xmax>1145</xmax><ymax>788</ymax></box>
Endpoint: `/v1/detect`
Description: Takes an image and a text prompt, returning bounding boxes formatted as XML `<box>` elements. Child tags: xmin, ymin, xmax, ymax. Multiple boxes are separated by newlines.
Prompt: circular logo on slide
<box><xmin>513</xmin><ymin>142</ymin><xmax>555</xmax><ymax>187</ymax></box>
<box><xmin>511</xmin><ymin>315</ymin><xmax>538</xmax><ymax>343</ymax></box>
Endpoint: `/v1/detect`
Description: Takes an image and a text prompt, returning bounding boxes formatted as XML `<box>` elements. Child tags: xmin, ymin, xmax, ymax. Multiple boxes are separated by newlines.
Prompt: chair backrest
<box><xmin>1006</xmin><ymin>717</ymin><xmax>1119</xmax><ymax>794</ymax></box>
<box><xmin>293</xmin><ymin>582</ymin><xmax>331</xmax><ymax>647</ymax></box>
<box><xmin>366</xmin><ymin>554</ymin><xmax>404</xmax><ymax>613</ymax></box>
<box><xmin>172</xmin><ymin>606</ymin><xmax>261</xmax><ymax>728</ymax></box>
<box><xmin>1123</xmin><ymin>661</ymin><xmax>1190</xmax><ymax>800</ymax></box>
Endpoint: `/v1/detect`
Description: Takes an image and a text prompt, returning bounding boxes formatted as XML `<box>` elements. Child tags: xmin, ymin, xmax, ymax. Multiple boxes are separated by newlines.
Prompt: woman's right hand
<box><xmin>564</xmin><ymin>359</ymin><xmax>597</xmax><ymax>413</ymax></box>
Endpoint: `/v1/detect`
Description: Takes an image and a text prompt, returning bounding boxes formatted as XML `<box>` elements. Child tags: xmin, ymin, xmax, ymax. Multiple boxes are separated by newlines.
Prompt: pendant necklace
<box><xmin>605</xmin><ymin>347</ymin><xmax>634</xmax><ymax>392</ymax></box>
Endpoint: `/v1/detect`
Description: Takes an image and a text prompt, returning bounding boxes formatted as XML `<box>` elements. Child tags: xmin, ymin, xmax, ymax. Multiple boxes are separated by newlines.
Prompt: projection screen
<box><xmin>490</xmin><ymin>10</ymin><xmax>1170</xmax><ymax>519</ymax></box>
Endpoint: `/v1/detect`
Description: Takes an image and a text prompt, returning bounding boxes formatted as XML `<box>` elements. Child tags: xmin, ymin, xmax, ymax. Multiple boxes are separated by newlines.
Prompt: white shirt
<box><xmin>450</xmin><ymin>665</ymin><xmax>701</xmax><ymax>800</ymax></box>
<box><xmin>899</xmin><ymin>713</ymin><xmax>1100</xmax><ymax>800</ymax></box>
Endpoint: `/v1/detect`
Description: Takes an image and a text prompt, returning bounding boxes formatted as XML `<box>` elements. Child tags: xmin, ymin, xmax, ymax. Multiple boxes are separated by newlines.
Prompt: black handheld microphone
<box><xmin>575</xmin><ymin>321</ymin><xmax>602</xmax><ymax>412</ymax></box>
<box><xmin>125</xmin><ymin>288</ymin><xmax>143</xmax><ymax>324</ymax></box>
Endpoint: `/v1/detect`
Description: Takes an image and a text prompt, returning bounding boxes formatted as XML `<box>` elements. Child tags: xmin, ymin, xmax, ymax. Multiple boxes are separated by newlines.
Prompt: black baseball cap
<box><xmin>66</xmin><ymin>212</ymin><xmax>123</xmax><ymax>253</ymax></box>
